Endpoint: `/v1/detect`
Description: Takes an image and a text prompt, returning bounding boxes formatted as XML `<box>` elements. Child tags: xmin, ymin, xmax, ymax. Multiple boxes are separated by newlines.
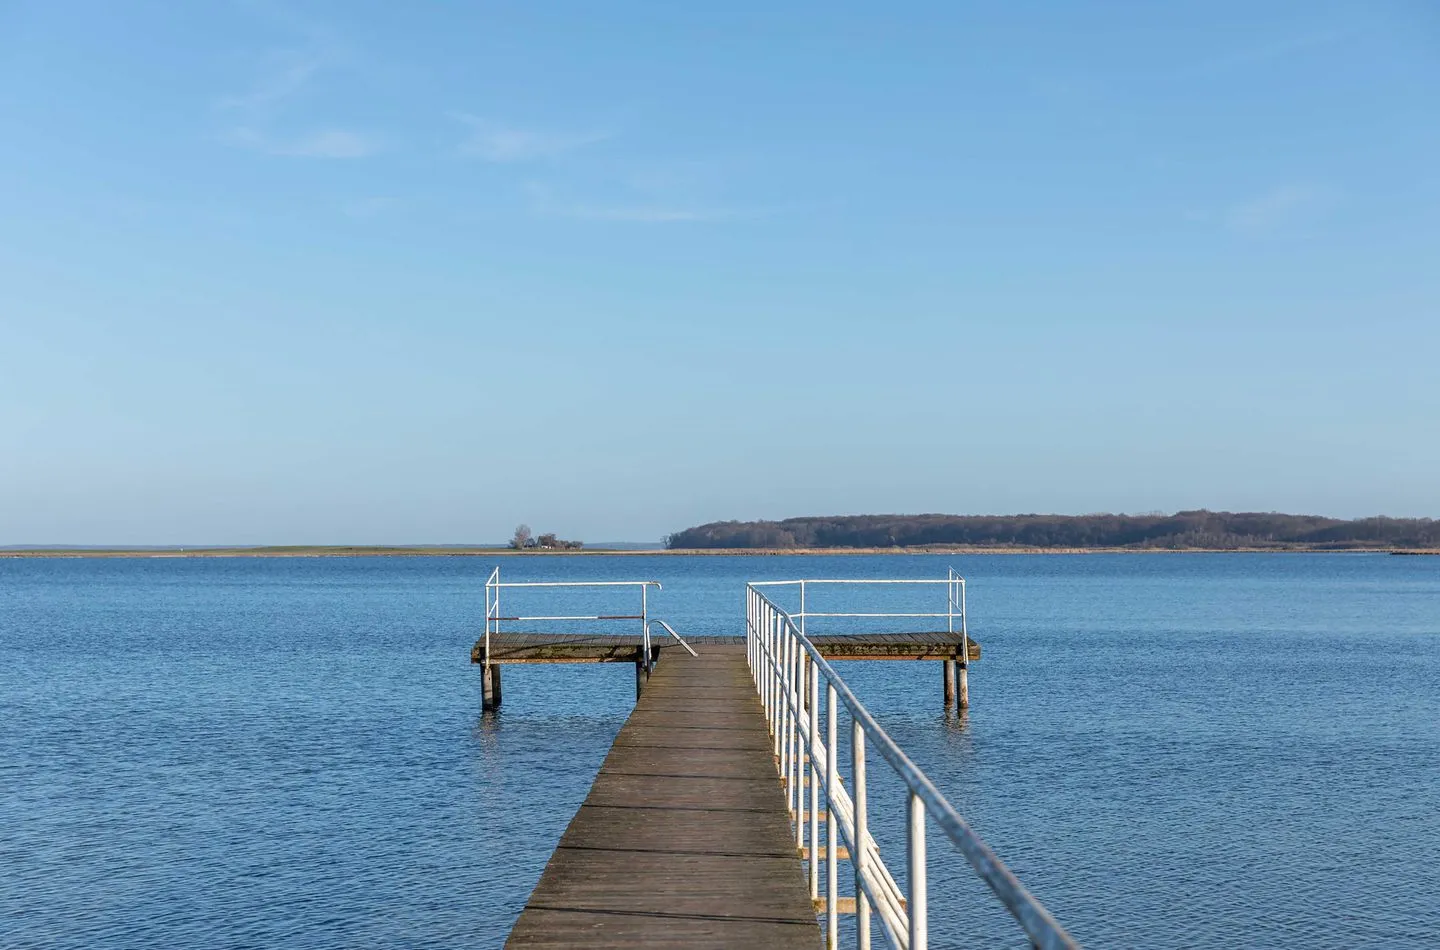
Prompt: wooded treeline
<box><xmin>664</xmin><ymin>511</ymin><xmax>1440</xmax><ymax>550</ymax></box>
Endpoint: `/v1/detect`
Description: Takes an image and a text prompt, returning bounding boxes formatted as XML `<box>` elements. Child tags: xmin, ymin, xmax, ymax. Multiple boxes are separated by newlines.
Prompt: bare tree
<box><xmin>510</xmin><ymin>524</ymin><xmax>533</xmax><ymax>549</ymax></box>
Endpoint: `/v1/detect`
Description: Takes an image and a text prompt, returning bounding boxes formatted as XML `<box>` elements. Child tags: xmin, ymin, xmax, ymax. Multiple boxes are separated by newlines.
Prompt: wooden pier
<box><xmin>505</xmin><ymin>644</ymin><xmax>821</xmax><ymax>948</ymax></box>
<box><xmin>479</xmin><ymin>572</ymin><xmax>1078</xmax><ymax>949</ymax></box>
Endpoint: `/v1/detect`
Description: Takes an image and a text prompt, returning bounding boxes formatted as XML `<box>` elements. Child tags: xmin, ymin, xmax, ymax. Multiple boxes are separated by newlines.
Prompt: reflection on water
<box><xmin>2</xmin><ymin>553</ymin><xmax>1437</xmax><ymax>948</ymax></box>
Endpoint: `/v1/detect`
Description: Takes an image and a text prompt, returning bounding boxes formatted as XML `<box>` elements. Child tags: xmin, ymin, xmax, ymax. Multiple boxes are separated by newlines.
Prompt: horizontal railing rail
<box><xmin>488</xmin><ymin>580</ymin><xmax>666</xmax><ymax>588</ymax></box>
<box><xmin>488</xmin><ymin>614</ymin><xmax>645</xmax><ymax>622</ymax></box>
<box><xmin>747</xmin><ymin>581</ymin><xmax>1078</xmax><ymax>950</ymax></box>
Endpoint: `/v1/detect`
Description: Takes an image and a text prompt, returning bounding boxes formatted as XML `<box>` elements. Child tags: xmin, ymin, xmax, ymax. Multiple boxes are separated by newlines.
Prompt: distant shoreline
<box><xmin>3</xmin><ymin>545</ymin><xmax>1437</xmax><ymax>558</ymax></box>
<box><xmin>668</xmin><ymin>511</ymin><xmax>1440</xmax><ymax>551</ymax></box>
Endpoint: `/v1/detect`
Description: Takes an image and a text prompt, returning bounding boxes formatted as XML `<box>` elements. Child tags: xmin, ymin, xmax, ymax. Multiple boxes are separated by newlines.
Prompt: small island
<box><xmin>509</xmin><ymin>524</ymin><xmax>584</xmax><ymax>551</ymax></box>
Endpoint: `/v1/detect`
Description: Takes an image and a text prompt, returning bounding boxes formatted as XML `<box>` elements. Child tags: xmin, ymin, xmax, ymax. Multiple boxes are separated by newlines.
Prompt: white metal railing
<box><xmin>750</xmin><ymin>573</ymin><xmax>973</xmax><ymax>707</ymax></box>
<box><xmin>749</xmin><ymin>571</ymin><xmax>968</xmax><ymax>642</ymax></box>
<box><xmin>482</xmin><ymin>567</ymin><xmax>696</xmax><ymax>668</ymax></box>
<box><xmin>746</xmin><ymin>581</ymin><xmax>1079</xmax><ymax>950</ymax></box>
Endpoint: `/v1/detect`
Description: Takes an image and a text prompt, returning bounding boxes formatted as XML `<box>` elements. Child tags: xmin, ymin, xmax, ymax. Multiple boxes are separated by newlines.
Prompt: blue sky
<box><xmin>1</xmin><ymin>1</ymin><xmax>1437</xmax><ymax>544</ymax></box>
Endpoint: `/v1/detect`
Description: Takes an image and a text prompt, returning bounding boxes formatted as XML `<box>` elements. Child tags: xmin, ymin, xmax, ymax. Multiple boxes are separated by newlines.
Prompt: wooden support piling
<box><xmin>635</xmin><ymin>649</ymin><xmax>648</xmax><ymax>699</ymax></box>
<box><xmin>943</xmin><ymin>659</ymin><xmax>956</xmax><ymax>706</ymax></box>
<box><xmin>482</xmin><ymin>662</ymin><xmax>503</xmax><ymax>710</ymax></box>
<box><xmin>957</xmin><ymin>660</ymin><xmax>969</xmax><ymax>709</ymax></box>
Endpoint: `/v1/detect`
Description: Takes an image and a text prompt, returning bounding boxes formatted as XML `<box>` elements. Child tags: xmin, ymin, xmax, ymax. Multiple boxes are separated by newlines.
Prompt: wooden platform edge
<box><xmin>471</xmin><ymin>636</ymin><xmax>981</xmax><ymax>664</ymax></box>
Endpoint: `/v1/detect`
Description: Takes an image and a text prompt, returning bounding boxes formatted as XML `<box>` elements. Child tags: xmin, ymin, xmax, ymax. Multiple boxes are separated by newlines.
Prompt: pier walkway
<box><xmin>490</xmin><ymin>571</ymin><xmax>1078</xmax><ymax>949</ymax></box>
<box><xmin>506</xmin><ymin>644</ymin><xmax>821</xmax><ymax>948</ymax></box>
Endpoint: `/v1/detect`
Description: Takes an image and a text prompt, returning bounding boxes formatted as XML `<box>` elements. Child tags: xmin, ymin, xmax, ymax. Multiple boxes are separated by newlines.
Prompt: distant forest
<box><xmin>664</xmin><ymin>511</ymin><xmax>1440</xmax><ymax>551</ymax></box>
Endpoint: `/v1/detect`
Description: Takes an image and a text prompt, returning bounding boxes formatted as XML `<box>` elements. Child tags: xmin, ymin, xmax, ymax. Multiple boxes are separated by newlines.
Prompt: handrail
<box><xmin>482</xmin><ymin>569</ymin><xmax>676</xmax><ymax>670</ymax></box>
<box><xmin>489</xmin><ymin>580</ymin><xmax>663</xmax><ymax>589</ymax></box>
<box><xmin>751</xmin><ymin>579</ymin><xmax>958</xmax><ymax>586</ymax></box>
<box><xmin>748</xmin><ymin>575</ymin><xmax>967</xmax><ymax>640</ymax></box>
<box><xmin>801</xmin><ymin>612</ymin><xmax>952</xmax><ymax>618</ymax></box>
<box><xmin>652</xmin><ymin>619</ymin><xmax>699</xmax><ymax>657</ymax></box>
<box><xmin>747</xmin><ymin>582</ymin><xmax>1079</xmax><ymax>950</ymax></box>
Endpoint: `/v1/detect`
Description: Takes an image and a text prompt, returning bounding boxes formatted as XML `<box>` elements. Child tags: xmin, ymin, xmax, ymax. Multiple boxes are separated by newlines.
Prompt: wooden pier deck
<box><xmin>505</xmin><ymin>643</ymin><xmax>821</xmax><ymax>948</ymax></box>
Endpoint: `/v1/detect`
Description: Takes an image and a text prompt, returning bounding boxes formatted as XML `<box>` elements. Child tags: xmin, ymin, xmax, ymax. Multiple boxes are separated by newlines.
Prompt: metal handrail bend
<box><xmin>746</xmin><ymin>582</ymin><xmax>1079</xmax><ymax>950</ymax></box>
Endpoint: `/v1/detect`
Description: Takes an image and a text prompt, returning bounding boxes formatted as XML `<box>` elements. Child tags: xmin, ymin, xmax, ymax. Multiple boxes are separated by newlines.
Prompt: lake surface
<box><xmin>2</xmin><ymin>553</ymin><xmax>1438</xmax><ymax>948</ymax></box>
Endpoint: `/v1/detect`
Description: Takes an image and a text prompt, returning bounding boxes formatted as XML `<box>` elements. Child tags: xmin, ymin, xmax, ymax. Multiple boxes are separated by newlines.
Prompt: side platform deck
<box><xmin>475</xmin><ymin>631</ymin><xmax>981</xmax><ymax>664</ymax></box>
<box><xmin>505</xmin><ymin>644</ymin><xmax>820</xmax><ymax>948</ymax></box>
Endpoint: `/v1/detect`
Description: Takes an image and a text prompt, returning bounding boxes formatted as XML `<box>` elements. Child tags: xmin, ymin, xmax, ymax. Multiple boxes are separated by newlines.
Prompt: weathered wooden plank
<box><xmin>812</xmin><ymin>637</ymin><xmax>982</xmax><ymax>662</ymax></box>
<box><xmin>506</xmin><ymin>645</ymin><xmax>821</xmax><ymax>949</ymax></box>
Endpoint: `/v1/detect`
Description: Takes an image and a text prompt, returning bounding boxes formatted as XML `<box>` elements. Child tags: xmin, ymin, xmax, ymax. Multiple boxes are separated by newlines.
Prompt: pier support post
<box><xmin>957</xmin><ymin>660</ymin><xmax>969</xmax><ymax>710</ymax></box>
<box><xmin>482</xmin><ymin>662</ymin><xmax>503</xmax><ymax>710</ymax></box>
<box><xmin>943</xmin><ymin>659</ymin><xmax>956</xmax><ymax>706</ymax></box>
<box><xmin>635</xmin><ymin>649</ymin><xmax>649</xmax><ymax>700</ymax></box>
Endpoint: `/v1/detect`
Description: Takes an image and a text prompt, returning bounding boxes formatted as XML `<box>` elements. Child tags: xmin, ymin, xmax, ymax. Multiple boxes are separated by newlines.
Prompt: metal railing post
<box><xmin>947</xmin><ymin>570</ymin><xmax>955</xmax><ymax>637</ymax></box>
<box><xmin>781</xmin><ymin>622</ymin><xmax>792</xmax><ymax>802</ymax></box>
<box><xmin>761</xmin><ymin>603</ymin><xmax>770</xmax><ymax>722</ymax></box>
<box><xmin>808</xmin><ymin>654</ymin><xmax>820</xmax><ymax>901</ymax></box>
<box><xmin>762</xmin><ymin>599</ymin><xmax>771</xmax><ymax>719</ymax></box>
<box><xmin>959</xmin><ymin>577</ymin><xmax>970</xmax><ymax>709</ymax></box>
<box><xmin>853</xmin><ymin>719</ymin><xmax>871</xmax><ymax>950</ymax></box>
<box><xmin>908</xmin><ymin>790</ymin><xmax>928</xmax><ymax>950</ymax></box>
<box><xmin>794</xmin><ymin>627</ymin><xmax>806</xmax><ymax>817</ymax></box>
<box><xmin>762</xmin><ymin>604</ymin><xmax>771</xmax><ymax>732</ymax></box>
<box><xmin>771</xmin><ymin>607</ymin><xmax>780</xmax><ymax>742</ymax></box>
<box><xmin>794</xmin><ymin>638</ymin><xmax>805</xmax><ymax>850</ymax></box>
<box><xmin>826</xmin><ymin>680</ymin><xmax>839</xmax><ymax>947</ymax></box>
<box><xmin>772</xmin><ymin>610</ymin><xmax>783</xmax><ymax>760</ymax></box>
<box><xmin>749</xmin><ymin>589</ymin><xmax>756</xmax><ymax>678</ymax></box>
<box><xmin>745</xmin><ymin>588</ymin><xmax>751</xmax><ymax>669</ymax></box>
<box><xmin>752</xmin><ymin>590</ymin><xmax>759</xmax><ymax>681</ymax></box>
<box><xmin>799</xmin><ymin>579</ymin><xmax>806</xmax><ymax>636</ymax></box>
<box><xmin>792</xmin><ymin>632</ymin><xmax>803</xmax><ymax>824</ymax></box>
<box><xmin>960</xmin><ymin>577</ymin><xmax>967</xmax><ymax>640</ymax></box>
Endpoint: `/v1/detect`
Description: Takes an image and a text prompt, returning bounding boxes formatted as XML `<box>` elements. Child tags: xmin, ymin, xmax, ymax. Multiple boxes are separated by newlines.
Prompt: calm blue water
<box><xmin>2</xmin><ymin>554</ymin><xmax>1437</xmax><ymax>948</ymax></box>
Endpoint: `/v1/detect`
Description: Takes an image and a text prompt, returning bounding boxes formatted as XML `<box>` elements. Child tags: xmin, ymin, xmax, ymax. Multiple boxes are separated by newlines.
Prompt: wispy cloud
<box><xmin>216</xmin><ymin>49</ymin><xmax>324</xmax><ymax>114</ymax></box>
<box><xmin>271</xmin><ymin>128</ymin><xmax>376</xmax><ymax>158</ymax></box>
<box><xmin>1223</xmin><ymin>183</ymin><xmax>1339</xmax><ymax>236</ymax></box>
<box><xmin>225</xmin><ymin>124</ymin><xmax>378</xmax><ymax>158</ymax></box>
<box><xmin>453</xmin><ymin>114</ymin><xmax>608</xmax><ymax>162</ymax></box>
<box><xmin>215</xmin><ymin>18</ymin><xmax>375</xmax><ymax>159</ymax></box>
